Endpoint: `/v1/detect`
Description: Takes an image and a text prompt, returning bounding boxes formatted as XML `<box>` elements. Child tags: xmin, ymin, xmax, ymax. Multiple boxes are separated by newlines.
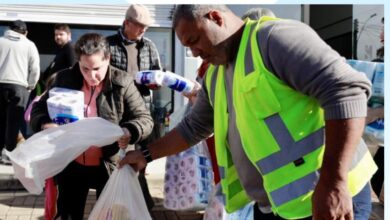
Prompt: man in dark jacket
<box><xmin>106</xmin><ymin>4</ymin><xmax>162</xmax><ymax>210</ymax></box>
<box><xmin>42</xmin><ymin>23</ymin><xmax>76</xmax><ymax>84</ymax></box>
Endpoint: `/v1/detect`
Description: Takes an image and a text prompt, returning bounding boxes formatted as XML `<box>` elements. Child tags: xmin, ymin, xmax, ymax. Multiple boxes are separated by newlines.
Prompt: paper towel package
<box><xmin>47</xmin><ymin>88</ymin><xmax>85</xmax><ymax>125</ymax></box>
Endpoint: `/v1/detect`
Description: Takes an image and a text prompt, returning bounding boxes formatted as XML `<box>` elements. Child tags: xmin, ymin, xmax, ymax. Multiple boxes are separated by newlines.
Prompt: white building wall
<box><xmin>0</xmin><ymin>4</ymin><xmax>173</xmax><ymax>27</ymax></box>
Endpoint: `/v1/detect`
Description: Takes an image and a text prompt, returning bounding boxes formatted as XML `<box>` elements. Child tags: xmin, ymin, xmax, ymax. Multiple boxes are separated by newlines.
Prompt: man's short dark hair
<box><xmin>74</xmin><ymin>33</ymin><xmax>110</xmax><ymax>60</ymax></box>
<box><xmin>10</xmin><ymin>20</ymin><xmax>27</xmax><ymax>34</ymax></box>
<box><xmin>54</xmin><ymin>23</ymin><xmax>71</xmax><ymax>34</ymax></box>
<box><xmin>172</xmin><ymin>5</ymin><xmax>230</xmax><ymax>29</ymax></box>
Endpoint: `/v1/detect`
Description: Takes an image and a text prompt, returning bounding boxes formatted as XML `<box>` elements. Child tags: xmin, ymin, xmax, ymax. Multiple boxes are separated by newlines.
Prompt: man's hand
<box><xmin>312</xmin><ymin>118</ymin><xmax>366</xmax><ymax>220</ymax></box>
<box><xmin>182</xmin><ymin>80</ymin><xmax>201</xmax><ymax>105</ymax></box>
<box><xmin>41</xmin><ymin>123</ymin><xmax>58</xmax><ymax>130</ymax></box>
<box><xmin>118</xmin><ymin>150</ymin><xmax>147</xmax><ymax>171</ymax></box>
<box><xmin>312</xmin><ymin>177</ymin><xmax>353</xmax><ymax>220</ymax></box>
<box><xmin>117</xmin><ymin>127</ymin><xmax>131</xmax><ymax>149</ymax></box>
<box><xmin>146</xmin><ymin>84</ymin><xmax>161</xmax><ymax>90</ymax></box>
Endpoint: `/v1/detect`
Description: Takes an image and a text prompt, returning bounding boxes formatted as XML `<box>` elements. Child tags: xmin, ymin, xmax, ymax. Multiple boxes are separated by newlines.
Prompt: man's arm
<box><xmin>118</xmin><ymin>128</ymin><xmax>190</xmax><ymax>170</ymax></box>
<box><xmin>65</xmin><ymin>43</ymin><xmax>76</xmax><ymax>67</ymax></box>
<box><xmin>312</xmin><ymin>118</ymin><xmax>365</xmax><ymax>219</ymax></box>
<box><xmin>119</xmin><ymin>79</ymin><xmax>215</xmax><ymax>169</ymax></box>
<box><xmin>27</xmin><ymin>43</ymin><xmax>40</xmax><ymax>90</ymax></box>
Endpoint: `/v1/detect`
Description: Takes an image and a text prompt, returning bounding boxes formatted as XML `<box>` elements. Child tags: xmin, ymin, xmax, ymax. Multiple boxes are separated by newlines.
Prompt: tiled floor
<box><xmin>0</xmin><ymin>178</ymin><xmax>204</xmax><ymax>220</ymax></box>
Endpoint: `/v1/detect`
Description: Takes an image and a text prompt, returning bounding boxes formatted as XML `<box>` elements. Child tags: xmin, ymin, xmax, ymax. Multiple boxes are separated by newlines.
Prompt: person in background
<box><xmin>368</xmin><ymin>16</ymin><xmax>384</xmax><ymax>203</ymax></box>
<box><xmin>106</xmin><ymin>4</ymin><xmax>162</xmax><ymax>210</ymax></box>
<box><xmin>119</xmin><ymin>5</ymin><xmax>377</xmax><ymax>220</ymax></box>
<box><xmin>30</xmin><ymin>33</ymin><xmax>153</xmax><ymax>220</ymax></box>
<box><xmin>42</xmin><ymin>23</ymin><xmax>76</xmax><ymax>85</ymax></box>
<box><xmin>0</xmin><ymin>20</ymin><xmax>40</xmax><ymax>164</ymax></box>
<box><xmin>241</xmin><ymin>7</ymin><xmax>276</xmax><ymax>20</ymax></box>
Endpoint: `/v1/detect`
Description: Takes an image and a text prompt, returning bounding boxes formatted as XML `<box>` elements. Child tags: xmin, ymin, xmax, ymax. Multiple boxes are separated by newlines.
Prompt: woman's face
<box><xmin>78</xmin><ymin>51</ymin><xmax>110</xmax><ymax>86</ymax></box>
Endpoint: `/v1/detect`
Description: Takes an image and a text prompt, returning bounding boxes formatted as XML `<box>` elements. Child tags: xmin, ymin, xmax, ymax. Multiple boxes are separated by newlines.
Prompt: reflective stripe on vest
<box><xmin>258</xmin><ymin>114</ymin><xmax>324</xmax><ymax>175</ymax></box>
<box><xmin>205</xmin><ymin>64</ymin><xmax>252</xmax><ymax>212</ymax></box>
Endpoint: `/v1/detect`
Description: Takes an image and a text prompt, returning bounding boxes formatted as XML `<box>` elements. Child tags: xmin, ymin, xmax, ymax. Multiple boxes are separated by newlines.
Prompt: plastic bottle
<box><xmin>135</xmin><ymin>70</ymin><xmax>195</xmax><ymax>93</ymax></box>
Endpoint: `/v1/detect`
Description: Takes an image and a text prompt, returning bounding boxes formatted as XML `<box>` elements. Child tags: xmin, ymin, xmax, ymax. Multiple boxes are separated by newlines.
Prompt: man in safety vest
<box><xmin>119</xmin><ymin>5</ymin><xmax>377</xmax><ymax>220</ymax></box>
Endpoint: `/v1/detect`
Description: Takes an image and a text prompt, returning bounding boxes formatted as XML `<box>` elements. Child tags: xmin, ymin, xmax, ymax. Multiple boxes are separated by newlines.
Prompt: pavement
<box><xmin>0</xmin><ymin>158</ymin><xmax>384</xmax><ymax>220</ymax></box>
<box><xmin>0</xmin><ymin>158</ymin><xmax>204</xmax><ymax>220</ymax></box>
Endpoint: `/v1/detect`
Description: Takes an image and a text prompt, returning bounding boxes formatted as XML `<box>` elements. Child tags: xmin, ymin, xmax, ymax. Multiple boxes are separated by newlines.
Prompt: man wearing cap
<box><xmin>106</xmin><ymin>4</ymin><xmax>161</xmax><ymax>210</ymax></box>
<box><xmin>0</xmin><ymin>20</ymin><xmax>40</xmax><ymax>163</ymax></box>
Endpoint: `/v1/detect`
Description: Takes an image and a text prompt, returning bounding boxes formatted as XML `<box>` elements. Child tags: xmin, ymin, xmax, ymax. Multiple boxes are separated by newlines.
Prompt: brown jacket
<box><xmin>30</xmin><ymin>63</ymin><xmax>153</xmax><ymax>161</ymax></box>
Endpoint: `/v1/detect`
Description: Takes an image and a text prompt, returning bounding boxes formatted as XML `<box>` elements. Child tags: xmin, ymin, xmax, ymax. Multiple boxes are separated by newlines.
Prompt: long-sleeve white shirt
<box><xmin>0</xmin><ymin>29</ymin><xmax>40</xmax><ymax>89</ymax></box>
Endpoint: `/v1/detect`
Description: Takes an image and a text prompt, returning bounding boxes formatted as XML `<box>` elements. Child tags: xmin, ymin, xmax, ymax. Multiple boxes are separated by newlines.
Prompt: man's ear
<box><xmin>206</xmin><ymin>10</ymin><xmax>223</xmax><ymax>26</ymax></box>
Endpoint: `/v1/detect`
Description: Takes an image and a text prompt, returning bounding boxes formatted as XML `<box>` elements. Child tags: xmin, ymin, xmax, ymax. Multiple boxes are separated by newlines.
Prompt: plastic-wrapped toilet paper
<box><xmin>49</xmin><ymin>87</ymin><xmax>84</xmax><ymax>99</ymax></box>
<box><xmin>47</xmin><ymin>87</ymin><xmax>84</xmax><ymax>125</ymax></box>
<box><xmin>47</xmin><ymin>96</ymin><xmax>84</xmax><ymax>125</ymax></box>
<box><xmin>163</xmin><ymin>141</ymin><xmax>213</xmax><ymax>211</ymax></box>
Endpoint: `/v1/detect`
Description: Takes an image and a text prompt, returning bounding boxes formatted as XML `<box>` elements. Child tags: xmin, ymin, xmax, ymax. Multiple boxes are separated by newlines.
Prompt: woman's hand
<box><xmin>117</xmin><ymin>127</ymin><xmax>131</xmax><ymax>149</ymax></box>
<box><xmin>41</xmin><ymin>123</ymin><xmax>58</xmax><ymax>130</ymax></box>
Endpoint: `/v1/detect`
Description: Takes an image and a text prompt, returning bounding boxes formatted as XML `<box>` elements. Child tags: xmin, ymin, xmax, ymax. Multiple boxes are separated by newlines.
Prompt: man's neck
<box><xmin>120</xmin><ymin>29</ymin><xmax>137</xmax><ymax>44</ymax></box>
<box><xmin>225</xmin><ymin>23</ymin><xmax>245</xmax><ymax>64</ymax></box>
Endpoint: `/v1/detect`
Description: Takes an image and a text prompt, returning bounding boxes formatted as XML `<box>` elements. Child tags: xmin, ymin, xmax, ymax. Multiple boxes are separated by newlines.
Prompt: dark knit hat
<box><xmin>10</xmin><ymin>20</ymin><xmax>27</xmax><ymax>33</ymax></box>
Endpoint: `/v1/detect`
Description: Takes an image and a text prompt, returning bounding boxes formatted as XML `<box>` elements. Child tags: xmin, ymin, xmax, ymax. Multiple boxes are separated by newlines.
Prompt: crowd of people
<box><xmin>0</xmin><ymin>4</ymin><xmax>384</xmax><ymax>220</ymax></box>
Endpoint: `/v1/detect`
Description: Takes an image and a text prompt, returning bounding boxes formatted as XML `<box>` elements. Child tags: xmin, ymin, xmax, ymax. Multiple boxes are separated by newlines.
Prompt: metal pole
<box><xmin>352</xmin><ymin>19</ymin><xmax>358</xmax><ymax>59</ymax></box>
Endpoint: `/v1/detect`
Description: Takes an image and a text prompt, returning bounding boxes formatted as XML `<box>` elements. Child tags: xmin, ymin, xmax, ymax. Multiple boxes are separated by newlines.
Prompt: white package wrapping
<box><xmin>88</xmin><ymin>150</ymin><xmax>152</xmax><ymax>220</ymax></box>
<box><xmin>163</xmin><ymin>141</ymin><xmax>213</xmax><ymax>211</ymax></box>
<box><xmin>203</xmin><ymin>184</ymin><xmax>254</xmax><ymax>220</ymax></box>
<box><xmin>49</xmin><ymin>87</ymin><xmax>84</xmax><ymax>99</ymax></box>
<box><xmin>5</xmin><ymin>117</ymin><xmax>123</xmax><ymax>194</ymax></box>
<box><xmin>347</xmin><ymin>60</ymin><xmax>384</xmax><ymax>146</ymax></box>
<box><xmin>135</xmin><ymin>70</ymin><xmax>195</xmax><ymax>93</ymax></box>
<box><xmin>47</xmin><ymin>87</ymin><xmax>85</xmax><ymax>125</ymax></box>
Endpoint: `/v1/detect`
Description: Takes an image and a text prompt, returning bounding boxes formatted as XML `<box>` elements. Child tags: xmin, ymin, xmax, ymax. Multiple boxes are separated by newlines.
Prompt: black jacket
<box><xmin>42</xmin><ymin>42</ymin><xmax>76</xmax><ymax>83</ymax></box>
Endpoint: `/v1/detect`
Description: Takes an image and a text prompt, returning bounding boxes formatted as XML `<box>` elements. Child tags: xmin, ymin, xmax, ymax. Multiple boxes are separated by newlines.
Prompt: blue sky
<box><xmin>1</xmin><ymin>0</ymin><xmax>129</xmax><ymax>4</ymax></box>
<box><xmin>0</xmin><ymin>0</ymin><xmax>386</xmax><ymax>3</ymax></box>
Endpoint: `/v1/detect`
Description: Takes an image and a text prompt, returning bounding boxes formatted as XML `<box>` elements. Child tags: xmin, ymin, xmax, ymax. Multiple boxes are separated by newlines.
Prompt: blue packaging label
<box><xmin>168</xmin><ymin>79</ymin><xmax>187</xmax><ymax>92</ymax></box>
<box><xmin>140</xmin><ymin>71</ymin><xmax>153</xmax><ymax>84</ymax></box>
<box><xmin>53</xmin><ymin>114</ymin><xmax>79</xmax><ymax>125</ymax></box>
<box><xmin>367</xmin><ymin>119</ymin><xmax>384</xmax><ymax>130</ymax></box>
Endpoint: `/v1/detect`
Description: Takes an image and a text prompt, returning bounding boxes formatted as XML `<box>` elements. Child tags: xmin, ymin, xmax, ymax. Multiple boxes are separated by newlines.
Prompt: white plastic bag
<box><xmin>6</xmin><ymin>117</ymin><xmax>123</xmax><ymax>194</ymax></box>
<box><xmin>203</xmin><ymin>184</ymin><xmax>254</xmax><ymax>220</ymax></box>
<box><xmin>88</xmin><ymin>157</ymin><xmax>152</xmax><ymax>220</ymax></box>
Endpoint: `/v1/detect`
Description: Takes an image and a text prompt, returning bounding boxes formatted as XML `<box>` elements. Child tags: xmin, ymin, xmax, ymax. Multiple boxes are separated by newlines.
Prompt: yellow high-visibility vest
<box><xmin>205</xmin><ymin>17</ymin><xmax>377</xmax><ymax>219</ymax></box>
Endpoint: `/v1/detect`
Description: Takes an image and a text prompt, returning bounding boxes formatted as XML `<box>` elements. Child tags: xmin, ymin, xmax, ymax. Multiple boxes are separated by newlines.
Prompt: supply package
<box><xmin>47</xmin><ymin>87</ymin><xmax>84</xmax><ymax>124</ymax></box>
<box><xmin>135</xmin><ymin>70</ymin><xmax>195</xmax><ymax>93</ymax></box>
<box><xmin>347</xmin><ymin>60</ymin><xmax>384</xmax><ymax>146</ymax></box>
<box><xmin>163</xmin><ymin>141</ymin><xmax>213</xmax><ymax>211</ymax></box>
<box><xmin>203</xmin><ymin>184</ymin><xmax>254</xmax><ymax>220</ymax></box>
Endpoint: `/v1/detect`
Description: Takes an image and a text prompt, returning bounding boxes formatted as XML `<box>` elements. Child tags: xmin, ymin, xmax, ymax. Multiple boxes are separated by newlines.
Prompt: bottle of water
<box><xmin>135</xmin><ymin>70</ymin><xmax>195</xmax><ymax>93</ymax></box>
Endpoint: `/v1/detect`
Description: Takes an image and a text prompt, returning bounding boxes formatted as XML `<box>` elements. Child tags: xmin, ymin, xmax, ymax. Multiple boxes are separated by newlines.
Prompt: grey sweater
<box><xmin>176</xmin><ymin>19</ymin><xmax>371</xmax><ymax>205</ymax></box>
